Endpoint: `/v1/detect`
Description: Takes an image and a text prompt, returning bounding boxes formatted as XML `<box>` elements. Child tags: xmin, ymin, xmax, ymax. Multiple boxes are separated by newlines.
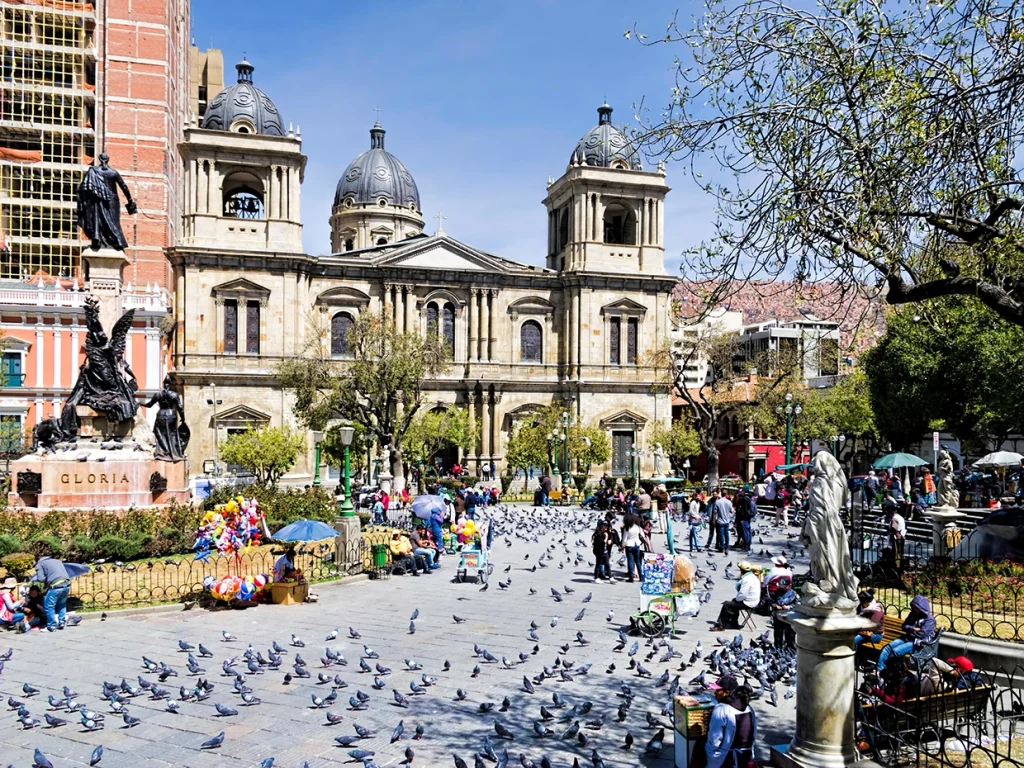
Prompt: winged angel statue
<box><xmin>59</xmin><ymin>296</ymin><xmax>138</xmax><ymax>438</ymax></box>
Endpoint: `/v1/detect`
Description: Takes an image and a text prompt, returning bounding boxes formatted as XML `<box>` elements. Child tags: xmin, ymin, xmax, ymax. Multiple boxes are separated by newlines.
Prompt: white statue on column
<box><xmin>799</xmin><ymin>450</ymin><xmax>859</xmax><ymax>612</ymax></box>
<box><xmin>937</xmin><ymin>446</ymin><xmax>959</xmax><ymax>508</ymax></box>
<box><xmin>653</xmin><ymin>443</ymin><xmax>665</xmax><ymax>476</ymax></box>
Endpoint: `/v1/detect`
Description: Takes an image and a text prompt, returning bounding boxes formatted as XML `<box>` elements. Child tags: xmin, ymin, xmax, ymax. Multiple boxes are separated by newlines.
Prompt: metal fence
<box><xmin>855</xmin><ymin>662</ymin><xmax>1024</xmax><ymax>767</ymax></box>
<box><xmin>68</xmin><ymin>537</ymin><xmax>369</xmax><ymax>611</ymax></box>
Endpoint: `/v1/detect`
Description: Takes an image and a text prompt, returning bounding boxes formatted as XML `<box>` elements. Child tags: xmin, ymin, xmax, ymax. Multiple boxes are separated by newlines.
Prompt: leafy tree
<box><xmin>505</xmin><ymin>422</ymin><xmax>548</xmax><ymax>475</ymax></box>
<box><xmin>862</xmin><ymin>298</ymin><xmax>1024</xmax><ymax>452</ymax></box>
<box><xmin>319</xmin><ymin>422</ymin><xmax>370</xmax><ymax>477</ymax></box>
<box><xmin>650</xmin><ymin>420</ymin><xmax>701</xmax><ymax>471</ymax></box>
<box><xmin>220</xmin><ymin>426</ymin><xmax>304</xmax><ymax>487</ymax></box>
<box><xmin>568</xmin><ymin>424</ymin><xmax>610</xmax><ymax>475</ymax></box>
<box><xmin>403</xmin><ymin>407</ymin><xmax>476</xmax><ymax>469</ymax></box>
<box><xmin>277</xmin><ymin>313</ymin><xmax>447</xmax><ymax>485</ymax></box>
<box><xmin>636</xmin><ymin>0</ymin><xmax>1024</xmax><ymax>327</ymax></box>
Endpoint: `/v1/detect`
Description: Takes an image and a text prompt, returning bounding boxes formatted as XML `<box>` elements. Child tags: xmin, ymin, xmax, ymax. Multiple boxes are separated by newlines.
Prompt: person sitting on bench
<box><xmin>711</xmin><ymin>562</ymin><xmax>761</xmax><ymax>631</ymax></box>
<box><xmin>388</xmin><ymin>532</ymin><xmax>430</xmax><ymax>576</ymax></box>
<box><xmin>868</xmin><ymin>654</ymin><xmax>921</xmax><ymax>705</ymax></box>
<box><xmin>855</xmin><ymin>589</ymin><xmax>884</xmax><ymax>648</ymax></box>
<box><xmin>876</xmin><ymin>595</ymin><xmax>936</xmax><ymax>671</ymax></box>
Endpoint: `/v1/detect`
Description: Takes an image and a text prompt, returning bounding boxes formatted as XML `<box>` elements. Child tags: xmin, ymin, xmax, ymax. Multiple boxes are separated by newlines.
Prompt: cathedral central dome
<box><xmin>333</xmin><ymin>123</ymin><xmax>421</xmax><ymax>211</ymax></box>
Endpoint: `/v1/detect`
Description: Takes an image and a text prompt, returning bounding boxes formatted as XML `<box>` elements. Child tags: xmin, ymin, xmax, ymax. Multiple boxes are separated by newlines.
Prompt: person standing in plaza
<box><xmin>706</xmin><ymin>490</ymin><xmax>720</xmax><ymax>551</ymax></box>
<box><xmin>33</xmin><ymin>555</ymin><xmax>71</xmax><ymax>631</ymax></box>
<box><xmin>687</xmin><ymin>493</ymin><xmax>704</xmax><ymax>553</ymax></box>
<box><xmin>651</xmin><ymin>483</ymin><xmax>670</xmax><ymax>531</ymax></box>
<box><xmin>591</xmin><ymin>519</ymin><xmax>614</xmax><ymax>582</ymax></box>
<box><xmin>888</xmin><ymin>504</ymin><xmax>907</xmax><ymax>569</ymax></box>
<box><xmin>735</xmin><ymin>487</ymin><xmax>754</xmax><ymax>551</ymax></box>
<box><xmin>620</xmin><ymin>513</ymin><xmax>649</xmax><ymax>583</ymax></box>
<box><xmin>636</xmin><ymin>485</ymin><xmax>653</xmax><ymax>525</ymax></box>
<box><xmin>713</xmin><ymin>490</ymin><xmax>735</xmax><ymax>555</ymax></box>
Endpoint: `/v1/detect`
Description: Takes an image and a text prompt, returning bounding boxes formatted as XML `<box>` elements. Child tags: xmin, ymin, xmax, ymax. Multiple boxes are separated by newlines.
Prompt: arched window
<box><xmin>442</xmin><ymin>302</ymin><xmax>455</xmax><ymax>357</ymax></box>
<box><xmin>376</xmin><ymin>237</ymin><xmax>388</xmax><ymax>246</ymax></box>
<box><xmin>426</xmin><ymin>304</ymin><xmax>439</xmax><ymax>340</ymax></box>
<box><xmin>603</xmin><ymin>202</ymin><xmax>636</xmax><ymax>245</ymax></box>
<box><xmin>520</xmin><ymin>320</ymin><xmax>542</xmax><ymax>363</ymax></box>
<box><xmin>223</xmin><ymin>186</ymin><xmax>264</xmax><ymax>219</ymax></box>
<box><xmin>331</xmin><ymin>312</ymin><xmax>354</xmax><ymax>358</ymax></box>
<box><xmin>344</xmin><ymin>238</ymin><xmax>354</xmax><ymax>252</ymax></box>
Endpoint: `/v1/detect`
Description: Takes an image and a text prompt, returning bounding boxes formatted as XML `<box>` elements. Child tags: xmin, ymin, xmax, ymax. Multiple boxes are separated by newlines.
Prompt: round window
<box><xmin>343</xmin><ymin>197</ymin><xmax>354</xmax><ymax>209</ymax></box>
<box><xmin>378</xmin><ymin>198</ymin><xmax>388</xmax><ymax>208</ymax></box>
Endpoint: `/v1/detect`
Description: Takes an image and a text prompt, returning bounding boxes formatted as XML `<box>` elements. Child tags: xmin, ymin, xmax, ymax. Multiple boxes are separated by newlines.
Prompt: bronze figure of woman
<box><xmin>143</xmin><ymin>376</ymin><xmax>188</xmax><ymax>461</ymax></box>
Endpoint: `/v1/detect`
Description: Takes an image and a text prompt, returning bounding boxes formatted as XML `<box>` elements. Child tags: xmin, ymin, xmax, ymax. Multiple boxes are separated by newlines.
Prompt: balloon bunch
<box><xmin>204</xmin><ymin>573</ymin><xmax>269</xmax><ymax>602</ymax></box>
<box><xmin>193</xmin><ymin>496</ymin><xmax>265</xmax><ymax>562</ymax></box>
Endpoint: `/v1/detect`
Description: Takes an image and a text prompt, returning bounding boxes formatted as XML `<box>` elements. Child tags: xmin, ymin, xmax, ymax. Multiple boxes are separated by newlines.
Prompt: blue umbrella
<box><xmin>410</xmin><ymin>494</ymin><xmax>445</xmax><ymax>520</ymax></box>
<box><xmin>272</xmin><ymin>519</ymin><xmax>339</xmax><ymax>542</ymax></box>
<box><xmin>64</xmin><ymin>563</ymin><xmax>91</xmax><ymax>578</ymax></box>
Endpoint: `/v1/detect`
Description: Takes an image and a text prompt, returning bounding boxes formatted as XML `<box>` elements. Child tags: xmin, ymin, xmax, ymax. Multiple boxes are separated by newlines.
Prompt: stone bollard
<box><xmin>771</xmin><ymin>609</ymin><xmax>876</xmax><ymax>768</ymax></box>
<box><xmin>922</xmin><ymin>507</ymin><xmax>963</xmax><ymax>560</ymax></box>
<box><xmin>333</xmin><ymin>515</ymin><xmax>363</xmax><ymax>574</ymax></box>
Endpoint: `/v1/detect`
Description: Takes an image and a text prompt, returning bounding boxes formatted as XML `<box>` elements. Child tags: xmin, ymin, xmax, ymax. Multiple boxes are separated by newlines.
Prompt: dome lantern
<box><xmin>201</xmin><ymin>58</ymin><xmax>284</xmax><ymax>137</ymax></box>
<box><xmin>569</xmin><ymin>103</ymin><xmax>641</xmax><ymax>171</ymax></box>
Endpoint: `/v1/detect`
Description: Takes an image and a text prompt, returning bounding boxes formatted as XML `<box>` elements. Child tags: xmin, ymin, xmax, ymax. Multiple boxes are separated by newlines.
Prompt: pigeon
<box><xmin>44</xmin><ymin>713</ymin><xmax>67</xmax><ymax>727</ymax></box>
<box><xmin>409</xmin><ymin>621</ymin><xmax>416</xmax><ymax>634</ymax></box>
<box><xmin>495</xmin><ymin>720</ymin><xmax>515</xmax><ymax>740</ymax></box>
<box><xmin>90</xmin><ymin>745</ymin><xmax>104</xmax><ymax>765</ymax></box>
<box><xmin>326</xmin><ymin>628</ymin><xmax>339</xmax><ymax>641</ymax></box>
<box><xmin>453</xmin><ymin>615</ymin><xmax>467</xmax><ymax>623</ymax></box>
<box><xmin>391</xmin><ymin>720</ymin><xmax>405</xmax><ymax>743</ymax></box>
<box><xmin>393</xmin><ymin>689</ymin><xmax>410</xmax><ymax>707</ymax></box>
<box><xmin>291</xmin><ymin>634</ymin><xmax>305</xmax><ymax>647</ymax></box>
<box><xmin>326</xmin><ymin>710</ymin><xmax>344</xmax><ymax>724</ymax></box>
<box><xmin>122</xmin><ymin>713</ymin><xmax>142</xmax><ymax>728</ymax></box>
<box><xmin>215</xmin><ymin>703</ymin><xmax>238</xmax><ymax>717</ymax></box>
<box><xmin>201</xmin><ymin>731</ymin><xmax>225</xmax><ymax>749</ymax></box>
<box><xmin>33</xmin><ymin>749</ymin><xmax>54</xmax><ymax>768</ymax></box>
<box><xmin>349</xmin><ymin>627</ymin><xmax>362</xmax><ymax>639</ymax></box>
<box><xmin>221</xmin><ymin>630</ymin><xmax>236</xmax><ymax>642</ymax></box>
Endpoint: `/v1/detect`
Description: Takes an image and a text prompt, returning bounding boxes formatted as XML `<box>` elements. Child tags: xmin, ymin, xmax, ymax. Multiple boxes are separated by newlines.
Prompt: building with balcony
<box><xmin>169</xmin><ymin>88</ymin><xmax>677</xmax><ymax>485</ymax></box>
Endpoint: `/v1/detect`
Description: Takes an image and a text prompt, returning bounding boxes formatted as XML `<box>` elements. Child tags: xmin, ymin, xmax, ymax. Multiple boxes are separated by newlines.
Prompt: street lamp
<box><xmin>775</xmin><ymin>393</ymin><xmax>802</xmax><ymax>466</ymax></box>
<box><xmin>311</xmin><ymin>430</ymin><xmax>323</xmax><ymax>487</ymax></box>
<box><xmin>337</xmin><ymin>424</ymin><xmax>356</xmax><ymax>517</ymax></box>
<box><xmin>628</xmin><ymin>446</ymin><xmax>645</xmax><ymax>482</ymax></box>
<box><xmin>560</xmin><ymin>410</ymin><xmax>570</xmax><ymax>481</ymax></box>
<box><xmin>831</xmin><ymin>434</ymin><xmax>846</xmax><ymax>457</ymax></box>
<box><xmin>205</xmin><ymin>383</ymin><xmax>223</xmax><ymax>475</ymax></box>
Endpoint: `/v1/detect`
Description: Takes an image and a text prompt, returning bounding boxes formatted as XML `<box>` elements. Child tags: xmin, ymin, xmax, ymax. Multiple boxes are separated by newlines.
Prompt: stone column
<box><xmin>467</xmin><ymin>388</ymin><xmax>478</xmax><ymax>473</ymax></box>
<box><xmin>34</xmin><ymin>325</ymin><xmax>44</xmax><ymax>388</ymax></box>
<box><xmin>468</xmin><ymin>289</ymin><xmax>478</xmax><ymax>363</ymax></box>
<box><xmin>771</xmin><ymin>609</ymin><xmax>876</xmax><ymax>768</ymax></box>
<box><xmin>478</xmin><ymin>291</ymin><xmax>488</xmax><ymax>362</ymax></box>
<box><xmin>52</xmin><ymin>327</ymin><xmax>62</xmax><ymax>389</ymax></box>
<box><xmin>404</xmin><ymin>286</ymin><xmax>415</xmax><ymax>334</ymax></box>
<box><xmin>481</xmin><ymin>389</ymin><xmax>492</xmax><ymax>466</ymax></box>
<box><xmin>922</xmin><ymin>507</ymin><xmax>963</xmax><ymax>560</ymax></box>
<box><xmin>70</xmin><ymin>326</ymin><xmax>80</xmax><ymax>386</ymax></box>
<box><xmin>488</xmin><ymin>289</ymin><xmax>498</xmax><ymax>363</ymax></box>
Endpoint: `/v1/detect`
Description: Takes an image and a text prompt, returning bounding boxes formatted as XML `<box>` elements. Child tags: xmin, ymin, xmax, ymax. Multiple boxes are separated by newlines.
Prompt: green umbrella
<box><xmin>872</xmin><ymin>452</ymin><xmax>928</xmax><ymax>470</ymax></box>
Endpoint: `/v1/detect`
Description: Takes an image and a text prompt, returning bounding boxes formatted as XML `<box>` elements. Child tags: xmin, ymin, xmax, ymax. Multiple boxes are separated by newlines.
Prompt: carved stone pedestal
<box><xmin>333</xmin><ymin>515</ymin><xmax>362</xmax><ymax>571</ymax></box>
<box><xmin>378</xmin><ymin>472</ymin><xmax>393</xmax><ymax>495</ymax></box>
<box><xmin>922</xmin><ymin>507</ymin><xmax>963</xmax><ymax>559</ymax></box>
<box><xmin>76</xmin><ymin>406</ymin><xmax>132</xmax><ymax>440</ymax></box>
<box><xmin>771</xmin><ymin>609</ymin><xmax>876</xmax><ymax>768</ymax></box>
<box><xmin>83</xmin><ymin>247</ymin><xmax>129</xmax><ymax>331</ymax></box>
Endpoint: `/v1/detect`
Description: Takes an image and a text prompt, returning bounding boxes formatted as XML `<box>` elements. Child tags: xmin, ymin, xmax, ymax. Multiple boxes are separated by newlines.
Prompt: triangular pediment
<box><xmin>215</xmin><ymin>404</ymin><xmax>271</xmax><ymax>427</ymax></box>
<box><xmin>600</xmin><ymin>297</ymin><xmax>648</xmax><ymax>316</ymax></box>
<box><xmin>212</xmin><ymin>278</ymin><xmax>271</xmax><ymax>297</ymax></box>
<box><xmin>599</xmin><ymin>408</ymin><xmax>648</xmax><ymax>428</ymax></box>
<box><xmin>376</xmin><ymin>236</ymin><xmax>513</xmax><ymax>273</ymax></box>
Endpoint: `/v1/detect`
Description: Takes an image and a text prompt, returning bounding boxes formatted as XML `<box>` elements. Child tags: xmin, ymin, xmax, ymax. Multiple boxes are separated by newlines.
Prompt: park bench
<box><xmin>860</xmin><ymin>615</ymin><xmax>904</xmax><ymax>654</ymax></box>
<box><xmin>858</xmin><ymin>683</ymin><xmax>994</xmax><ymax>761</ymax></box>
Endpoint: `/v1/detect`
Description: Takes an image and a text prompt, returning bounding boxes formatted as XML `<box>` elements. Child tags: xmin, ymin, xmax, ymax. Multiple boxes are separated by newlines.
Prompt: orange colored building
<box><xmin>0</xmin><ymin>0</ymin><xmax>198</xmax><ymax>433</ymax></box>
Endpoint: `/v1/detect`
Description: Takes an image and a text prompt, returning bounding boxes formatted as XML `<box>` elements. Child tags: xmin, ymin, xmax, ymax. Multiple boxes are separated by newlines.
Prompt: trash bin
<box><xmin>371</xmin><ymin>544</ymin><xmax>388</xmax><ymax>569</ymax></box>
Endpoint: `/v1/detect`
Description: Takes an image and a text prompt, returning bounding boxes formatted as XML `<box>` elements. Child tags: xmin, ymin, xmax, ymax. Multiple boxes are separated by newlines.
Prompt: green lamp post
<box><xmin>338</xmin><ymin>424</ymin><xmax>356</xmax><ymax>516</ymax></box>
<box><xmin>311</xmin><ymin>430</ymin><xmax>323</xmax><ymax>487</ymax></box>
<box><xmin>775</xmin><ymin>393</ymin><xmax>802</xmax><ymax>466</ymax></box>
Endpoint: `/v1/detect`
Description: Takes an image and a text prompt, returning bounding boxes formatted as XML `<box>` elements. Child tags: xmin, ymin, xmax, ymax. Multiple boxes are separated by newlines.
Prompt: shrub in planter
<box><xmin>27</xmin><ymin>535</ymin><xmax>66</xmax><ymax>559</ymax></box>
<box><xmin>94</xmin><ymin>535</ymin><xmax>143</xmax><ymax>562</ymax></box>
<box><xmin>0</xmin><ymin>552</ymin><xmax>36</xmax><ymax>578</ymax></box>
<box><xmin>573</xmin><ymin>474</ymin><xmax>588</xmax><ymax>493</ymax></box>
<box><xmin>622</xmin><ymin>476</ymin><xmax>636</xmax><ymax>491</ymax></box>
<box><xmin>0</xmin><ymin>534</ymin><xmax>24</xmax><ymax>558</ymax></box>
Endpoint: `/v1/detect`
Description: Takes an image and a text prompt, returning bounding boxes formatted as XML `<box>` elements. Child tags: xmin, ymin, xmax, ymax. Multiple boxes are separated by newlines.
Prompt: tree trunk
<box><xmin>706</xmin><ymin>449</ymin><xmax>721</xmax><ymax>490</ymax></box>
<box><xmin>391</xmin><ymin>444</ymin><xmax>406</xmax><ymax>493</ymax></box>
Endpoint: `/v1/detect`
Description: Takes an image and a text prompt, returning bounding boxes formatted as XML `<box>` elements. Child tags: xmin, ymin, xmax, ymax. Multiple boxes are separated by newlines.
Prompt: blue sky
<box><xmin>192</xmin><ymin>0</ymin><xmax>712</xmax><ymax>269</ymax></box>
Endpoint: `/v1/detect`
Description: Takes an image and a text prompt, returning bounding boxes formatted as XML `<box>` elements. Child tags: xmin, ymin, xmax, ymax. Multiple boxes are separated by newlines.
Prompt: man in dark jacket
<box><xmin>33</xmin><ymin>556</ymin><xmax>71</xmax><ymax>631</ymax></box>
<box><xmin>877</xmin><ymin>595</ymin><xmax>936</xmax><ymax>671</ymax></box>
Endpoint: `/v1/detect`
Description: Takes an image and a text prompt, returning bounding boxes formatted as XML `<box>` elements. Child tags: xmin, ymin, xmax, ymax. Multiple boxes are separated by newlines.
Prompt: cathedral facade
<box><xmin>168</xmin><ymin>61</ymin><xmax>677</xmax><ymax>485</ymax></box>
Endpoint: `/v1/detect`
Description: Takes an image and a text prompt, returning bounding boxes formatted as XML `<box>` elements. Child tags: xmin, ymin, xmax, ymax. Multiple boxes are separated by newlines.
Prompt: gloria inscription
<box><xmin>60</xmin><ymin>472</ymin><xmax>131</xmax><ymax>486</ymax></box>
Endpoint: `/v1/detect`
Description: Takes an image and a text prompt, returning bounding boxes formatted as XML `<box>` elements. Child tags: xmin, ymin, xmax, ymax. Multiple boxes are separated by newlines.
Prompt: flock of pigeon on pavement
<box><xmin>1</xmin><ymin>504</ymin><xmax>804</xmax><ymax>767</ymax></box>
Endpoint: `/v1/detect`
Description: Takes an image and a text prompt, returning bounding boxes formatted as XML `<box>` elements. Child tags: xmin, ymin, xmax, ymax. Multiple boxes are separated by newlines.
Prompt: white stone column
<box><xmin>51</xmin><ymin>396</ymin><xmax>61</xmax><ymax>419</ymax></box>
<box><xmin>197</xmin><ymin>160</ymin><xmax>208</xmax><ymax>214</ymax></box>
<box><xmin>469</xmin><ymin>289</ymin><xmax>479</xmax><ymax>363</ymax></box>
<box><xmin>52</xmin><ymin>327</ymin><xmax>62</xmax><ymax>390</ymax></box>
<box><xmin>772</xmin><ymin>609</ymin><xmax>876</xmax><ymax>768</ymax></box>
<box><xmin>146</xmin><ymin>326</ymin><xmax>160</xmax><ymax>389</ymax></box>
<box><xmin>568</xmin><ymin>291</ymin><xmax>577</xmax><ymax>369</ymax></box>
<box><xmin>34</xmin><ymin>325</ymin><xmax>44</xmax><ymax>388</ymax></box>
<box><xmin>125</xmin><ymin>329</ymin><xmax>134</xmax><ymax>374</ymax></box>
<box><xmin>70</xmin><ymin>326</ymin><xmax>80</xmax><ymax>386</ymax></box>
<box><xmin>404</xmin><ymin>286</ymin><xmax>415</xmax><ymax>334</ymax></box>
<box><xmin>467</xmin><ymin>390</ymin><xmax>478</xmax><ymax>470</ymax></box>
<box><xmin>479</xmin><ymin>291</ymin><xmax>490</xmax><ymax>362</ymax></box>
<box><xmin>488</xmin><ymin>289</ymin><xmax>498</xmax><ymax>362</ymax></box>
<box><xmin>481</xmin><ymin>391</ymin><xmax>492</xmax><ymax>461</ymax></box>
<box><xmin>34</xmin><ymin>397</ymin><xmax>44</xmax><ymax>426</ymax></box>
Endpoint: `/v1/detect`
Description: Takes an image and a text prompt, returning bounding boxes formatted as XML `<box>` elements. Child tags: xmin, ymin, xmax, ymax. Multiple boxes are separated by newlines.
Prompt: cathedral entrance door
<box><xmin>611</xmin><ymin>431</ymin><xmax>634</xmax><ymax>476</ymax></box>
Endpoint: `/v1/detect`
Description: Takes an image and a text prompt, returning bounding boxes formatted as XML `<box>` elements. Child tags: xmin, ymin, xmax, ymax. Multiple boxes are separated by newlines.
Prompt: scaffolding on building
<box><xmin>0</xmin><ymin>0</ymin><xmax>96</xmax><ymax>280</ymax></box>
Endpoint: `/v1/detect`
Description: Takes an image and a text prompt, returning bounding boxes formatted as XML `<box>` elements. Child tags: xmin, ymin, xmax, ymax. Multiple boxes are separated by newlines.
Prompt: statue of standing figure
<box><xmin>142</xmin><ymin>376</ymin><xmax>189</xmax><ymax>461</ymax></box>
<box><xmin>800</xmin><ymin>450</ymin><xmax>859</xmax><ymax>612</ymax></box>
<box><xmin>937</xmin><ymin>446</ymin><xmax>960</xmax><ymax>508</ymax></box>
<box><xmin>75</xmin><ymin>152</ymin><xmax>137</xmax><ymax>251</ymax></box>
<box><xmin>653</xmin><ymin>443</ymin><xmax>665</xmax><ymax>475</ymax></box>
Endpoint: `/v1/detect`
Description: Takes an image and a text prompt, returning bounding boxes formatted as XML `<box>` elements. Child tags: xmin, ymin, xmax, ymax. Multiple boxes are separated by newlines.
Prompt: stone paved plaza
<box><xmin>0</xmin><ymin>505</ymin><xmax>802</xmax><ymax>767</ymax></box>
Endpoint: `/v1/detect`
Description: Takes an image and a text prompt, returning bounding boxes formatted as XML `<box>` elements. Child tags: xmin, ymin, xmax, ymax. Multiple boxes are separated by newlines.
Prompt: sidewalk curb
<box><xmin>74</xmin><ymin>573</ymin><xmax>370</xmax><ymax>620</ymax></box>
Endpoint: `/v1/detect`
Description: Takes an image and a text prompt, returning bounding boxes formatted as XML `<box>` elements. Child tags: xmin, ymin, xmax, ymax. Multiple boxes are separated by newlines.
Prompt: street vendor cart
<box><xmin>632</xmin><ymin>515</ymin><xmax>696</xmax><ymax>636</ymax></box>
<box><xmin>455</xmin><ymin>518</ymin><xmax>492</xmax><ymax>584</ymax></box>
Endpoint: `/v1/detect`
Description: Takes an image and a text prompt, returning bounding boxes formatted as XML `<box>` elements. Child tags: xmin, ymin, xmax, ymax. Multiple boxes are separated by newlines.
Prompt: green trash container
<box><xmin>372</xmin><ymin>544</ymin><xmax>388</xmax><ymax>569</ymax></box>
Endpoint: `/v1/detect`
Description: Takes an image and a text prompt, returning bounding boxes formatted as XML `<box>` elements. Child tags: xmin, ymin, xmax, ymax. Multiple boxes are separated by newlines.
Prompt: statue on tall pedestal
<box><xmin>59</xmin><ymin>296</ymin><xmax>138</xmax><ymax>438</ymax></box>
<box><xmin>937</xmin><ymin>445</ymin><xmax>960</xmax><ymax>508</ymax></box>
<box><xmin>75</xmin><ymin>153</ymin><xmax>137</xmax><ymax>251</ymax></box>
<box><xmin>653</xmin><ymin>443</ymin><xmax>665</xmax><ymax>475</ymax></box>
<box><xmin>800</xmin><ymin>450</ymin><xmax>859</xmax><ymax>612</ymax></box>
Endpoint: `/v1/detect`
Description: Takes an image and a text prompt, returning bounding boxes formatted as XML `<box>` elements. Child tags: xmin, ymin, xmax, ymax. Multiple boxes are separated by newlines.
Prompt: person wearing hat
<box><xmin>711</xmin><ymin>561</ymin><xmax>762</xmax><ymax>631</ymax></box>
<box><xmin>0</xmin><ymin>578</ymin><xmax>29</xmax><ymax>633</ymax></box>
<box><xmin>946</xmin><ymin>656</ymin><xmax>983</xmax><ymax>690</ymax></box>
<box><xmin>763</xmin><ymin>555</ymin><xmax>793</xmax><ymax>590</ymax></box>
<box><xmin>705</xmin><ymin>675</ymin><xmax>758</xmax><ymax>768</ymax></box>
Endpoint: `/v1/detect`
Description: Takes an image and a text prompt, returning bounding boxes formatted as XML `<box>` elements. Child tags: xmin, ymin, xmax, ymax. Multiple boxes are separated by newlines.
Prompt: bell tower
<box><xmin>542</xmin><ymin>104</ymin><xmax>668</xmax><ymax>275</ymax></box>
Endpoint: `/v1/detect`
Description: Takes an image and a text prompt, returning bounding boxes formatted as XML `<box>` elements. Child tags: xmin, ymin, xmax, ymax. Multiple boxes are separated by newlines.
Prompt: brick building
<box><xmin>0</xmin><ymin>0</ymin><xmax>196</xmax><ymax>436</ymax></box>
